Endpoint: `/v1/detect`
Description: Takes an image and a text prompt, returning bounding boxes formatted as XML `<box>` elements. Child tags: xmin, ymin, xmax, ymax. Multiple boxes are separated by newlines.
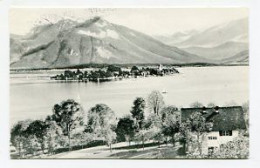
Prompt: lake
<box><xmin>10</xmin><ymin>66</ymin><xmax>249</xmax><ymax>124</ymax></box>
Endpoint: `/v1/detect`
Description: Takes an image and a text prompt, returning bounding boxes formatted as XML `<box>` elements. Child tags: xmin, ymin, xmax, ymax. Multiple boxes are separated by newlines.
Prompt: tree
<box><xmin>107</xmin><ymin>65</ymin><xmax>122</xmax><ymax>73</ymax></box>
<box><xmin>105</xmin><ymin>129</ymin><xmax>117</xmax><ymax>152</ymax></box>
<box><xmin>161</xmin><ymin>106</ymin><xmax>181</xmax><ymax>146</ymax></box>
<box><xmin>130</xmin><ymin>97</ymin><xmax>146</xmax><ymax>129</ymax></box>
<box><xmin>76</xmin><ymin>69</ymin><xmax>83</xmax><ymax>75</ymax></box>
<box><xmin>161</xmin><ymin>106</ymin><xmax>178</xmax><ymax>122</ymax></box>
<box><xmin>145</xmin><ymin>113</ymin><xmax>164</xmax><ymax>147</ymax></box>
<box><xmin>52</xmin><ymin>99</ymin><xmax>84</xmax><ymax>150</ymax></box>
<box><xmin>146</xmin><ymin>113</ymin><xmax>162</xmax><ymax>129</ymax></box>
<box><xmin>86</xmin><ymin>104</ymin><xmax>117</xmax><ymax>152</ymax></box>
<box><xmin>64</xmin><ymin>70</ymin><xmax>74</xmax><ymax>78</ymax></box>
<box><xmin>185</xmin><ymin>112</ymin><xmax>213</xmax><ymax>155</ymax></box>
<box><xmin>135</xmin><ymin>128</ymin><xmax>152</xmax><ymax>150</ymax></box>
<box><xmin>218</xmin><ymin>134</ymin><xmax>249</xmax><ymax>158</ymax></box>
<box><xmin>147</xmin><ymin>90</ymin><xmax>165</xmax><ymax>116</ymax></box>
<box><xmin>10</xmin><ymin>120</ymin><xmax>32</xmax><ymax>158</ymax></box>
<box><xmin>131</xmin><ymin>66</ymin><xmax>139</xmax><ymax>72</ymax></box>
<box><xmin>22</xmin><ymin>135</ymin><xmax>41</xmax><ymax>156</ymax></box>
<box><xmin>179</xmin><ymin>122</ymin><xmax>193</xmax><ymax>154</ymax></box>
<box><xmin>83</xmin><ymin>71</ymin><xmax>88</xmax><ymax>78</ymax></box>
<box><xmin>242</xmin><ymin>101</ymin><xmax>249</xmax><ymax>131</ymax></box>
<box><xmin>131</xmin><ymin>66</ymin><xmax>140</xmax><ymax>76</ymax></box>
<box><xmin>26</xmin><ymin>120</ymin><xmax>48</xmax><ymax>153</ymax></box>
<box><xmin>129</xmin><ymin>97</ymin><xmax>146</xmax><ymax>148</ymax></box>
<box><xmin>44</xmin><ymin>119</ymin><xmax>65</xmax><ymax>154</ymax></box>
<box><xmin>74</xmin><ymin>132</ymin><xmax>93</xmax><ymax>149</ymax></box>
<box><xmin>115</xmin><ymin>116</ymin><xmax>137</xmax><ymax>146</ymax></box>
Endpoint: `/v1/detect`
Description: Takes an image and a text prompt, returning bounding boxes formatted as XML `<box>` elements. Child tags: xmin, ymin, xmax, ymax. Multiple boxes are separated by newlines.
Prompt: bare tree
<box><xmin>147</xmin><ymin>90</ymin><xmax>165</xmax><ymax>116</ymax></box>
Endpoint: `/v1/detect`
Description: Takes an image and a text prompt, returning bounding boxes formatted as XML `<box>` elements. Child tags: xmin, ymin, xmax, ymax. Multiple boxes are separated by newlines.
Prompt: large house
<box><xmin>180</xmin><ymin>106</ymin><xmax>246</xmax><ymax>155</ymax></box>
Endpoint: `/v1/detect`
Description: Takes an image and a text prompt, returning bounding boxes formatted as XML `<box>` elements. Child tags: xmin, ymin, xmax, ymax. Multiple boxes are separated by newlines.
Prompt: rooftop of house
<box><xmin>180</xmin><ymin>106</ymin><xmax>246</xmax><ymax>131</ymax></box>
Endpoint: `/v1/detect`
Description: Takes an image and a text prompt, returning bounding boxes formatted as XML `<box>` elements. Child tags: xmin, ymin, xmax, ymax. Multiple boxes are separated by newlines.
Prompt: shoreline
<box><xmin>10</xmin><ymin>64</ymin><xmax>249</xmax><ymax>73</ymax></box>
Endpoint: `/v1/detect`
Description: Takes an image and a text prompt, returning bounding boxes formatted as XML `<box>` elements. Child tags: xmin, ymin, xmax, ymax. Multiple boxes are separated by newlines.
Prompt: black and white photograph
<box><xmin>9</xmin><ymin>8</ymin><xmax>249</xmax><ymax>159</ymax></box>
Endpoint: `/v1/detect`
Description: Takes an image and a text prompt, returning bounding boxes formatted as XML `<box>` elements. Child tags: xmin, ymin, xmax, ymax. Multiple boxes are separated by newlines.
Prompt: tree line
<box><xmin>10</xmin><ymin>91</ymin><xmax>249</xmax><ymax>158</ymax></box>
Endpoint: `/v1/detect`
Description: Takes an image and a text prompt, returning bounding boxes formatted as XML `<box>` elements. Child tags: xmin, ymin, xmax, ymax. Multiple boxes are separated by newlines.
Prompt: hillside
<box><xmin>221</xmin><ymin>50</ymin><xmax>249</xmax><ymax>64</ymax></box>
<box><xmin>154</xmin><ymin>30</ymin><xmax>199</xmax><ymax>47</ymax></box>
<box><xmin>154</xmin><ymin>18</ymin><xmax>249</xmax><ymax>63</ymax></box>
<box><xmin>10</xmin><ymin>17</ymin><xmax>208</xmax><ymax>69</ymax></box>
<box><xmin>183</xmin><ymin>41</ymin><xmax>248</xmax><ymax>61</ymax></box>
<box><xmin>176</xmin><ymin>18</ymin><xmax>248</xmax><ymax>48</ymax></box>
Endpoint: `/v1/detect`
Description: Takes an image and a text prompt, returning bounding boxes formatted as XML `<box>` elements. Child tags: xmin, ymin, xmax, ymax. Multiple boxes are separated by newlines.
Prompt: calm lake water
<box><xmin>10</xmin><ymin>66</ymin><xmax>249</xmax><ymax>124</ymax></box>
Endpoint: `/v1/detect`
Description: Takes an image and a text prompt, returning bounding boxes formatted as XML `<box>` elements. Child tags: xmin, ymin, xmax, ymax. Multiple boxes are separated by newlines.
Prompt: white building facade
<box><xmin>201</xmin><ymin>130</ymin><xmax>239</xmax><ymax>155</ymax></box>
<box><xmin>181</xmin><ymin>106</ymin><xmax>246</xmax><ymax>156</ymax></box>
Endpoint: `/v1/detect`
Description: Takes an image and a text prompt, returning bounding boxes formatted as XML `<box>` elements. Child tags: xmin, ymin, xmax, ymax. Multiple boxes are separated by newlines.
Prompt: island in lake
<box><xmin>50</xmin><ymin>64</ymin><xmax>179</xmax><ymax>82</ymax></box>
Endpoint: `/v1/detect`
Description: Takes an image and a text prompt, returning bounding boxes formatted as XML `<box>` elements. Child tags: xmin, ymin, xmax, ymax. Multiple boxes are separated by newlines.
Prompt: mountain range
<box><xmin>10</xmin><ymin>17</ymin><xmax>210</xmax><ymax>69</ymax></box>
<box><xmin>154</xmin><ymin>18</ymin><xmax>249</xmax><ymax>63</ymax></box>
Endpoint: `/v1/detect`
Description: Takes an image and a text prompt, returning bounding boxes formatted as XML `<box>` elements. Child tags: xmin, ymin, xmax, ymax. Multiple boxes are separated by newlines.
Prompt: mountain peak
<box><xmin>55</xmin><ymin>19</ymin><xmax>77</xmax><ymax>26</ymax></box>
<box><xmin>76</xmin><ymin>16</ymin><xmax>109</xmax><ymax>28</ymax></box>
<box><xmin>10</xmin><ymin>16</ymin><xmax>207</xmax><ymax>69</ymax></box>
<box><xmin>54</xmin><ymin>19</ymin><xmax>78</xmax><ymax>31</ymax></box>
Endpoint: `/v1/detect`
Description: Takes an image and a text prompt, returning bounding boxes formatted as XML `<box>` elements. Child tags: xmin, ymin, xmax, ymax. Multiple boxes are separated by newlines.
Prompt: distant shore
<box><xmin>10</xmin><ymin>63</ymin><xmax>248</xmax><ymax>72</ymax></box>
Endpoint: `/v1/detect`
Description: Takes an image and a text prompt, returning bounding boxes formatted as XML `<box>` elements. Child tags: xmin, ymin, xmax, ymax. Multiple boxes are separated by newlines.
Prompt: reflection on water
<box><xmin>10</xmin><ymin>66</ymin><xmax>249</xmax><ymax>124</ymax></box>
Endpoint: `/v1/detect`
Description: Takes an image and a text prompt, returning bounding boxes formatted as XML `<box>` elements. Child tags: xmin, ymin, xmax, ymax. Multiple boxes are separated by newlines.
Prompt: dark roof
<box><xmin>180</xmin><ymin>106</ymin><xmax>246</xmax><ymax>131</ymax></box>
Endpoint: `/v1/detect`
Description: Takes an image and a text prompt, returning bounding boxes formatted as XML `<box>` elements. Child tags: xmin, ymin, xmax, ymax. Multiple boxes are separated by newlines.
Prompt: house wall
<box><xmin>201</xmin><ymin>130</ymin><xmax>239</xmax><ymax>155</ymax></box>
<box><xmin>121</xmin><ymin>68</ymin><xmax>131</xmax><ymax>72</ymax></box>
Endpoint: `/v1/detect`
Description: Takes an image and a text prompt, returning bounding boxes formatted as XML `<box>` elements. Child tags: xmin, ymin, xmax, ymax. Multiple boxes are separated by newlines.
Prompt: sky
<box><xmin>9</xmin><ymin>8</ymin><xmax>248</xmax><ymax>36</ymax></box>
